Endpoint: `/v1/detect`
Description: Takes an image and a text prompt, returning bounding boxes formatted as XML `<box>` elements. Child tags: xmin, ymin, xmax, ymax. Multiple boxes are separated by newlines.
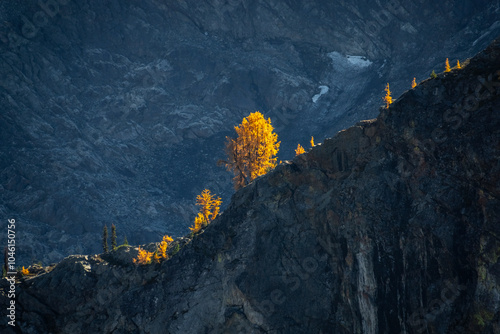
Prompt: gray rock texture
<box><xmin>1</xmin><ymin>0</ymin><xmax>500</xmax><ymax>264</ymax></box>
<box><xmin>1</xmin><ymin>37</ymin><xmax>499</xmax><ymax>334</ymax></box>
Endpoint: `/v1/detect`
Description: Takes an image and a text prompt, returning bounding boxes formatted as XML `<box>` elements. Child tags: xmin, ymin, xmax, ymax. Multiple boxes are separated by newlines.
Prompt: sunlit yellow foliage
<box><xmin>133</xmin><ymin>247</ymin><xmax>153</xmax><ymax>265</ymax></box>
<box><xmin>295</xmin><ymin>144</ymin><xmax>305</xmax><ymax>156</ymax></box>
<box><xmin>197</xmin><ymin>189</ymin><xmax>221</xmax><ymax>222</ymax></box>
<box><xmin>445</xmin><ymin>58</ymin><xmax>451</xmax><ymax>72</ymax></box>
<box><xmin>383</xmin><ymin>83</ymin><xmax>393</xmax><ymax>108</ymax></box>
<box><xmin>222</xmin><ymin>112</ymin><xmax>280</xmax><ymax>190</ymax></box>
<box><xmin>411</xmin><ymin>77</ymin><xmax>417</xmax><ymax>89</ymax></box>
<box><xmin>154</xmin><ymin>235</ymin><xmax>174</xmax><ymax>262</ymax></box>
<box><xmin>189</xmin><ymin>189</ymin><xmax>222</xmax><ymax>233</ymax></box>
<box><xmin>456</xmin><ymin>60</ymin><xmax>461</xmax><ymax>69</ymax></box>
<box><xmin>21</xmin><ymin>266</ymin><xmax>30</xmax><ymax>275</ymax></box>
<box><xmin>153</xmin><ymin>250</ymin><xmax>161</xmax><ymax>263</ymax></box>
<box><xmin>310</xmin><ymin>136</ymin><xmax>314</xmax><ymax>148</ymax></box>
<box><xmin>190</xmin><ymin>213</ymin><xmax>206</xmax><ymax>233</ymax></box>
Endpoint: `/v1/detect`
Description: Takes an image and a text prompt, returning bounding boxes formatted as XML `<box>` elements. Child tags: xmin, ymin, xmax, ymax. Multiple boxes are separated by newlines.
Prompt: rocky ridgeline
<box><xmin>1</xmin><ymin>0</ymin><xmax>499</xmax><ymax>264</ymax></box>
<box><xmin>1</xmin><ymin>38</ymin><xmax>499</xmax><ymax>334</ymax></box>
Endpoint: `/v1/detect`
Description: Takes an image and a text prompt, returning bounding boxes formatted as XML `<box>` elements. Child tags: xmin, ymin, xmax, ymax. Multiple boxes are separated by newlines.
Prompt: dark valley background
<box><xmin>1</xmin><ymin>0</ymin><xmax>499</xmax><ymax>265</ymax></box>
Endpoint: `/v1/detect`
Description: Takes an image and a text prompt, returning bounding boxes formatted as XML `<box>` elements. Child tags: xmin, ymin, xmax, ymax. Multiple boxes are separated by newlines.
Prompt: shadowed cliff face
<box><xmin>3</xmin><ymin>38</ymin><xmax>499</xmax><ymax>334</ymax></box>
<box><xmin>1</xmin><ymin>0</ymin><xmax>500</xmax><ymax>264</ymax></box>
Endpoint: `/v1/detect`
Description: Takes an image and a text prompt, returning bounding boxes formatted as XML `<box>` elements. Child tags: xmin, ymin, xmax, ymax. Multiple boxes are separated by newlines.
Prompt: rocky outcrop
<box><xmin>2</xmin><ymin>38</ymin><xmax>499</xmax><ymax>334</ymax></box>
<box><xmin>1</xmin><ymin>0</ymin><xmax>500</xmax><ymax>264</ymax></box>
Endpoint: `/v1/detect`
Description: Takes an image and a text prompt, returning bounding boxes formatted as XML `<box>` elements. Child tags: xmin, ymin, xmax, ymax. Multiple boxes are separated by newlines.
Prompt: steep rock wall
<box><xmin>1</xmin><ymin>0</ymin><xmax>499</xmax><ymax>263</ymax></box>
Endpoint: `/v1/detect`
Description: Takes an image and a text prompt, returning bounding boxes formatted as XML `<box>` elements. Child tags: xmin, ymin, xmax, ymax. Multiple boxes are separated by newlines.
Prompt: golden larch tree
<box><xmin>295</xmin><ymin>144</ymin><xmax>305</xmax><ymax>156</ymax></box>
<box><xmin>383</xmin><ymin>83</ymin><xmax>393</xmax><ymax>108</ymax></box>
<box><xmin>221</xmin><ymin>112</ymin><xmax>280</xmax><ymax>190</ymax></box>
<box><xmin>445</xmin><ymin>58</ymin><xmax>451</xmax><ymax>72</ymax></box>
<box><xmin>197</xmin><ymin>189</ymin><xmax>221</xmax><ymax>222</ymax></box>
<box><xmin>411</xmin><ymin>77</ymin><xmax>417</xmax><ymax>89</ymax></box>
<box><xmin>456</xmin><ymin>60</ymin><xmax>461</xmax><ymax>69</ymax></box>
<box><xmin>21</xmin><ymin>266</ymin><xmax>30</xmax><ymax>275</ymax></box>
<box><xmin>310</xmin><ymin>136</ymin><xmax>314</xmax><ymax>148</ymax></box>
<box><xmin>134</xmin><ymin>247</ymin><xmax>153</xmax><ymax>265</ymax></box>
<box><xmin>189</xmin><ymin>189</ymin><xmax>222</xmax><ymax>233</ymax></box>
<box><xmin>190</xmin><ymin>213</ymin><xmax>205</xmax><ymax>233</ymax></box>
<box><xmin>154</xmin><ymin>235</ymin><xmax>173</xmax><ymax>262</ymax></box>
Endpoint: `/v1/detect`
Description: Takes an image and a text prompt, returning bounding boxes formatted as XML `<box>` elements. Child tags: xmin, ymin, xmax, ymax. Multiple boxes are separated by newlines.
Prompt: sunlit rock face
<box><xmin>1</xmin><ymin>0</ymin><xmax>499</xmax><ymax>264</ymax></box>
<box><xmin>2</xmin><ymin>37</ymin><xmax>499</xmax><ymax>334</ymax></box>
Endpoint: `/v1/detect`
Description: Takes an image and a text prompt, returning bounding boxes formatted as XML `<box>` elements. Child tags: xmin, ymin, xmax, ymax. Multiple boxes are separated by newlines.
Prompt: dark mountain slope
<box><xmin>1</xmin><ymin>0</ymin><xmax>499</xmax><ymax>264</ymax></box>
<box><xmin>2</xmin><ymin>37</ymin><xmax>499</xmax><ymax>334</ymax></box>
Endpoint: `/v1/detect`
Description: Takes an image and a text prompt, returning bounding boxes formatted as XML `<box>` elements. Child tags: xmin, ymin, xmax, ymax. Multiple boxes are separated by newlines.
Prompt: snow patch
<box><xmin>312</xmin><ymin>85</ymin><xmax>329</xmax><ymax>103</ymax></box>
<box><xmin>346</xmin><ymin>55</ymin><xmax>373</xmax><ymax>68</ymax></box>
<box><xmin>327</xmin><ymin>52</ymin><xmax>372</xmax><ymax>71</ymax></box>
